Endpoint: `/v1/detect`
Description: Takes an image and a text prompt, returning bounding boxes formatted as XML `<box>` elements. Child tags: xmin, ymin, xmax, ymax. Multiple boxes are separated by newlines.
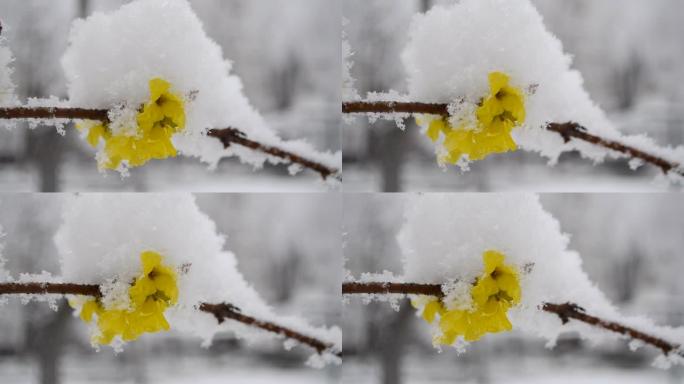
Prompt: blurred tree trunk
<box><xmin>79</xmin><ymin>0</ymin><xmax>90</xmax><ymax>17</ymax></box>
<box><xmin>378</xmin><ymin>304</ymin><xmax>412</xmax><ymax>384</ymax></box>
<box><xmin>370</xmin><ymin>123</ymin><xmax>407</xmax><ymax>192</ymax></box>
<box><xmin>26</xmin><ymin>305</ymin><xmax>71</xmax><ymax>384</ymax></box>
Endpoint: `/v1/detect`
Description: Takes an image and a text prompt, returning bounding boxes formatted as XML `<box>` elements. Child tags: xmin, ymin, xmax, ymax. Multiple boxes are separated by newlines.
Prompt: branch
<box><xmin>199</xmin><ymin>303</ymin><xmax>339</xmax><ymax>356</ymax></box>
<box><xmin>342</xmin><ymin>281</ymin><xmax>682</xmax><ymax>357</ymax></box>
<box><xmin>542</xmin><ymin>302</ymin><xmax>680</xmax><ymax>356</ymax></box>
<box><xmin>207</xmin><ymin>128</ymin><xmax>338</xmax><ymax>180</ymax></box>
<box><xmin>0</xmin><ymin>282</ymin><xmax>339</xmax><ymax>356</ymax></box>
<box><xmin>342</xmin><ymin>281</ymin><xmax>444</xmax><ymax>296</ymax></box>
<box><xmin>342</xmin><ymin>100</ymin><xmax>683</xmax><ymax>177</ymax></box>
<box><xmin>0</xmin><ymin>106</ymin><xmax>339</xmax><ymax>180</ymax></box>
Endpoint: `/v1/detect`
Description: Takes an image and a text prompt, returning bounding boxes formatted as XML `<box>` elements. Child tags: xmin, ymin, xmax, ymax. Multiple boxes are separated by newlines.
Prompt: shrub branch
<box><xmin>0</xmin><ymin>282</ymin><xmax>339</xmax><ymax>356</ymax></box>
<box><xmin>342</xmin><ymin>100</ymin><xmax>683</xmax><ymax>177</ymax></box>
<box><xmin>342</xmin><ymin>281</ymin><xmax>682</xmax><ymax>357</ymax></box>
<box><xmin>0</xmin><ymin>106</ymin><xmax>339</xmax><ymax>180</ymax></box>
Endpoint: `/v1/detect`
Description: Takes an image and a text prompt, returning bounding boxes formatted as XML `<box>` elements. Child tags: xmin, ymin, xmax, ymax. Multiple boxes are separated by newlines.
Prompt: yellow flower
<box><xmin>71</xmin><ymin>251</ymin><xmax>179</xmax><ymax>345</ymax></box>
<box><xmin>81</xmin><ymin>78</ymin><xmax>186</xmax><ymax>170</ymax></box>
<box><xmin>415</xmin><ymin>250</ymin><xmax>521</xmax><ymax>344</ymax></box>
<box><xmin>418</xmin><ymin>71</ymin><xmax>525</xmax><ymax>163</ymax></box>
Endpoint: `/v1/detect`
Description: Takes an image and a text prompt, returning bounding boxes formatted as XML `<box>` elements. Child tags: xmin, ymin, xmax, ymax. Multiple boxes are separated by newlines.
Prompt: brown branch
<box><xmin>199</xmin><ymin>303</ymin><xmax>340</xmax><ymax>357</ymax></box>
<box><xmin>342</xmin><ymin>281</ymin><xmax>444</xmax><ymax>296</ymax></box>
<box><xmin>542</xmin><ymin>302</ymin><xmax>681</xmax><ymax>356</ymax></box>
<box><xmin>342</xmin><ymin>100</ymin><xmax>683</xmax><ymax>177</ymax></box>
<box><xmin>0</xmin><ymin>282</ymin><xmax>102</xmax><ymax>296</ymax></box>
<box><xmin>0</xmin><ymin>106</ymin><xmax>110</xmax><ymax>122</ymax></box>
<box><xmin>0</xmin><ymin>106</ymin><xmax>340</xmax><ymax>180</ymax></box>
<box><xmin>547</xmin><ymin>122</ymin><xmax>682</xmax><ymax>175</ymax></box>
<box><xmin>207</xmin><ymin>128</ymin><xmax>339</xmax><ymax>180</ymax></box>
<box><xmin>343</xmin><ymin>281</ymin><xmax>682</xmax><ymax>357</ymax></box>
<box><xmin>343</xmin><ymin>101</ymin><xmax>450</xmax><ymax>116</ymax></box>
<box><xmin>0</xmin><ymin>282</ymin><xmax>338</xmax><ymax>356</ymax></box>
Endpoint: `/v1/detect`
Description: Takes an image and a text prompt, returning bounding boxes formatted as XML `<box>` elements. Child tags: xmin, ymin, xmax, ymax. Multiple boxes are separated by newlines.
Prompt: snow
<box><xmin>0</xmin><ymin>33</ymin><xmax>18</xmax><ymax>130</ymax></box>
<box><xmin>54</xmin><ymin>194</ymin><xmax>340</xmax><ymax>363</ymax></box>
<box><xmin>349</xmin><ymin>194</ymin><xmax>684</xmax><ymax>365</ymax></box>
<box><xmin>342</xmin><ymin>18</ymin><xmax>359</xmax><ymax>103</ymax></box>
<box><xmin>345</xmin><ymin>0</ymin><xmax>684</xmax><ymax>179</ymax></box>
<box><xmin>61</xmin><ymin>0</ymin><xmax>340</xmax><ymax>175</ymax></box>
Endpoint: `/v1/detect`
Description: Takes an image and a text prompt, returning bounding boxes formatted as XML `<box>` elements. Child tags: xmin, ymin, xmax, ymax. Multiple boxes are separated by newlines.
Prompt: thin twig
<box><xmin>207</xmin><ymin>128</ymin><xmax>338</xmax><ymax>180</ymax></box>
<box><xmin>200</xmin><ymin>303</ymin><xmax>340</xmax><ymax>356</ymax></box>
<box><xmin>0</xmin><ymin>282</ymin><xmax>102</xmax><ymax>296</ymax></box>
<box><xmin>343</xmin><ymin>281</ymin><xmax>682</xmax><ymax>357</ymax></box>
<box><xmin>0</xmin><ymin>106</ymin><xmax>110</xmax><ymax>121</ymax></box>
<box><xmin>0</xmin><ymin>282</ymin><xmax>338</xmax><ymax>356</ymax></box>
<box><xmin>0</xmin><ymin>106</ymin><xmax>339</xmax><ymax>180</ymax></box>
<box><xmin>542</xmin><ymin>302</ymin><xmax>681</xmax><ymax>356</ymax></box>
<box><xmin>342</xmin><ymin>281</ymin><xmax>444</xmax><ymax>296</ymax></box>
<box><xmin>342</xmin><ymin>100</ymin><xmax>683</xmax><ymax>177</ymax></box>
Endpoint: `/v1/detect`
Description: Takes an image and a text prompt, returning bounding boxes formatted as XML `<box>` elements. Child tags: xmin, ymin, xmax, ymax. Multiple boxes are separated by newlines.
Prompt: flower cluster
<box><xmin>71</xmin><ymin>251</ymin><xmax>179</xmax><ymax>345</ymax></box>
<box><xmin>419</xmin><ymin>72</ymin><xmax>526</xmax><ymax>164</ymax></box>
<box><xmin>80</xmin><ymin>78</ymin><xmax>186</xmax><ymax>170</ymax></box>
<box><xmin>413</xmin><ymin>250</ymin><xmax>521</xmax><ymax>344</ymax></box>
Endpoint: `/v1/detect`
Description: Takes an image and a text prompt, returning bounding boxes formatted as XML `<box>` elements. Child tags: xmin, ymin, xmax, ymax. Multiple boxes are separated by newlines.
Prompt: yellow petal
<box><xmin>422</xmin><ymin>300</ymin><xmax>442</xmax><ymax>323</ymax></box>
<box><xmin>80</xmin><ymin>300</ymin><xmax>100</xmax><ymax>322</ymax></box>
<box><xmin>86</xmin><ymin>125</ymin><xmax>107</xmax><ymax>148</ymax></box>
<box><xmin>141</xmin><ymin>251</ymin><xmax>162</xmax><ymax>275</ymax></box>
<box><xmin>489</xmin><ymin>72</ymin><xmax>510</xmax><ymax>95</ymax></box>
<box><xmin>149</xmin><ymin>78</ymin><xmax>171</xmax><ymax>103</ymax></box>
<box><xmin>483</xmin><ymin>250</ymin><xmax>505</xmax><ymax>275</ymax></box>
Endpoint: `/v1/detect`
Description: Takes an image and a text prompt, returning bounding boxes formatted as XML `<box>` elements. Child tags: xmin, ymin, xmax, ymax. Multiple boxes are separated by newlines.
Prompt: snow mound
<box><xmin>401</xmin><ymin>0</ymin><xmax>684</xmax><ymax>171</ymax></box>
<box><xmin>398</xmin><ymin>194</ymin><xmax>684</xmax><ymax>365</ymax></box>
<box><xmin>62</xmin><ymin>0</ymin><xmax>340</xmax><ymax>174</ymax></box>
<box><xmin>54</xmin><ymin>194</ymin><xmax>340</xmax><ymax>364</ymax></box>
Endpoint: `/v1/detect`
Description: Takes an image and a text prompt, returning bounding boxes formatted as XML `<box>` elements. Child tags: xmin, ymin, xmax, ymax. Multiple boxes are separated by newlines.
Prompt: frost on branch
<box><xmin>54</xmin><ymin>194</ymin><xmax>340</xmax><ymax>364</ymax></box>
<box><xmin>394</xmin><ymin>194</ymin><xmax>684</xmax><ymax>367</ymax></box>
<box><xmin>61</xmin><ymin>0</ymin><xmax>340</xmax><ymax>175</ymax></box>
<box><xmin>0</xmin><ymin>34</ymin><xmax>18</xmax><ymax>129</ymax></box>
<box><xmin>342</xmin><ymin>18</ymin><xmax>359</xmax><ymax>104</ymax></box>
<box><xmin>394</xmin><ymin>0</ymin><xmax>684</xmax><ymax>175</ymax></box>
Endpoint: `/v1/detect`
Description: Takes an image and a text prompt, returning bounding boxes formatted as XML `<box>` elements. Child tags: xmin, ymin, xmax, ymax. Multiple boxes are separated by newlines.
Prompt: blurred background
<box><xmin>0</xmin><ymin>193</ymin><xmax>342</xmax><ymax>384</ymax></box>
<box><xmin>0</xmin><ymin>0</ymin><xmax>340</xmax><ymax>192</ymax></box>
<box><xmin>343</xmin><ymin>193</ymin><xmax>684</xmax><ymax>383</ymax></box>
<box><xmin>343</xmin><ymin>0</ymin><xmax>684</xmax><ymax>192</ymax></box>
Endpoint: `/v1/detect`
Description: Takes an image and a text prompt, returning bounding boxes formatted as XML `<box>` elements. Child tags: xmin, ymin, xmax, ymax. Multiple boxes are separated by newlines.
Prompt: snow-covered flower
<box><xmin>419</xmin><ymin>72</ymin><xmax>525</xmax><ymax>164</ymax></box>
<box><xmin>72</xmin><ymin>251</ymin><xmax>179</xmax><ymax>345</ymax></box>
<box><xmin>80</xmin><ymin>78</ymin><xmax>186</xmax><ymax>170</ymax></box>
<box><xmin>414</xmin><ymin>250</ymin><xmax>521</xmax><ymax>344</ymax></box>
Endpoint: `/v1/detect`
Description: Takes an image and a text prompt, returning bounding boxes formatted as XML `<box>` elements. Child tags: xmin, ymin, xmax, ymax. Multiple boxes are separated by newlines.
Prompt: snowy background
<box><xmin>343</xmin><ymin>193</ymin><xmax>684</xmax><ymax>383</ymax></box>
<box><xmin>0</xmin><ymin>0</ymin><xmax>339</xmax><ymax>192</ymax></box>
<box><xmin>0</xmin><ymin>194</ymin><xmax>342</xmax><ymax>383</ymax></box>
<box><xmin>343</xmin><ymin>0</ymin><xmax>684</xmax><ymax>192</ymax></box>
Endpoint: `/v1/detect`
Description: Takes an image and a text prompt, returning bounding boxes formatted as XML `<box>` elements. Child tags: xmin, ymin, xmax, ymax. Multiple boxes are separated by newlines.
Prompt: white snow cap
<box><xmin>402</xmin><ymin>0</ymin><xmax>684</xmax><ymax>171</ymax></box>
<box><xmin>62</xmin><ymin>0</ymin><xmax>340</xmax><ymax>173</ymax></box>
<box><xmin>55</xmin><ymin>194</ymin><xmax>340</xmax><ymax>364</ymax></box>
<box><xmin>398</xmin><ymin>194</ymin><xmax>684</xmax><ymax>366</ymax></box>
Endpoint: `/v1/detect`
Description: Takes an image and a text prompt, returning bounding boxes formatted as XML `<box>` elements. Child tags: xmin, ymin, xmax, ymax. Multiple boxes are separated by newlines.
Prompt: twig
<box><xmin>342</xmin><ymin>281</ymin><xmax>443</xmax><ymax>296</ymax></box>
<box><xmin>343</xmin><ymin>281</ymin><xmax>682</xmax><ymax>357</ymax></box>
<box><xmin>0</xmin><ymin>106</ymin><xmax>110</xmax><ymax>121</ymax></box>
<box><xmin>542</xmin><ymin>302</ymin><xmax>681</xmax><ymax>356</ymax></box>
<box><xmin>546</xmin><ymin>122</ymin><xmax>681</xmax><ymax>175</ymax></box>
<box><xmin>0</xmin><ymin>282</ymin><xmax>339</xmax><ymax>356</ymax></box>
<box><xmin>0</xmin><ymin>106</ymin><xmax>339</xmax><ymax>180</ymax></box>
<box><xmin>343</xmin><ymin>101</ymin><xmax>449</xmax><ymax>116</ymax></box>
<box><xmin>200</xmin><ymin>303</ymin><xmax>340</xmax><ymax>356</ymax></box>
<box><xmin>207</xmin><ymin>128</ymin><xmax>338</xmax><ymax>180</ymax></box>
<box><xmin>0</xmin><ymin>282</ymin><xmax>102</xmax><ymax>296</ymax></box>
<box><xmin>342</xmin><ymin>100</ymin><xmax>683</xmax><ymax>177</ymax></box>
